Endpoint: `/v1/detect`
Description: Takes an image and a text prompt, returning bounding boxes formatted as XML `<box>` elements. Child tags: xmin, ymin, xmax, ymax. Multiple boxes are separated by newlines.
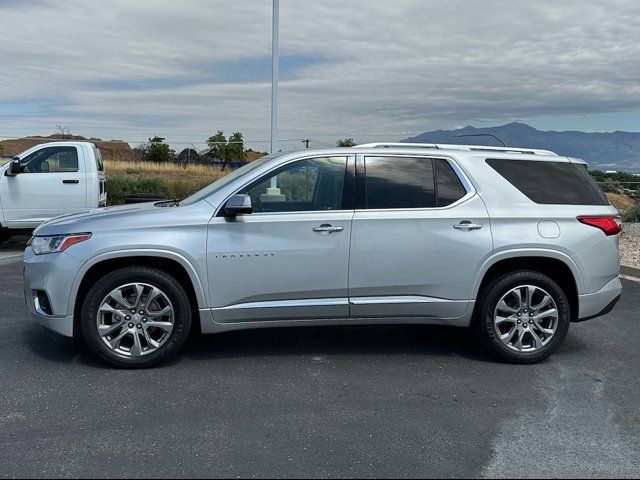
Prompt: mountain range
<box><xmin>402</xmin><ymin>123</ymin><xmax>640</xmax><ymax>171</ymax></box>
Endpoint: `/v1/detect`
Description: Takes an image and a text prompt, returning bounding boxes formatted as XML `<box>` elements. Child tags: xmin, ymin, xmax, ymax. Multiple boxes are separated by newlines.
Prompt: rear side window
<box><xmin>365</xmin><ymin>156</ymin><xmax>436</xmax><ymax>209</ymax></box>
<box><xmin>363</xmin><ymin>157</ymin><xmax>468</xmax><ymax>209</ymax></box>
<box><xmin>486</xmin><ymin>159</ymin><xmax>608</xmax><ymax>205</ymax></box>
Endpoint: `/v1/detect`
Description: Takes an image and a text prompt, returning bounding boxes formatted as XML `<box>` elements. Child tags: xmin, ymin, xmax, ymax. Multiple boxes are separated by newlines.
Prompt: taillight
<box><xmin>577</xmin><ymin>215</ymin><xmax>622</xmax><ymax>236</ymax></box>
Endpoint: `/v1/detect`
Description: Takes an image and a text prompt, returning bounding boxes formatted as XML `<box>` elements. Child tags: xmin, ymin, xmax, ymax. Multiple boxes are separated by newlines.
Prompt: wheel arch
<box><xmin>69</xmin><ymin>250</ymin><xmax>207</xmax><ymax>337</ymax></box>
<box><xmin>473</xmin><ymin>250</ymin><xmax>582</xmax><ymax>323</ymax></box>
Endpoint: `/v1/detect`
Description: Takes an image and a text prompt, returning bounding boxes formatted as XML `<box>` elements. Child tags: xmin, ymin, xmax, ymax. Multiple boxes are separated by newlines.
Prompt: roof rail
<box><xmin>356</xmin><ymin>142</ymin><xmax>558</xmax><ymax>156</ymax></box>
<box><xmin>357</xmin><ymin>142</ymin><xmax>439</xmax><ymax>150</ymax></box>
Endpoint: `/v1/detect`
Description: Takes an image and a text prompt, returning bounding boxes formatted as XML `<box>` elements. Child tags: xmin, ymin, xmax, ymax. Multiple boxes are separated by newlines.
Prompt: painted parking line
<box><xmin>0</xmin><ymin>253</ymin><xmax>23</xmax><ymax>261</ymax></box>
<box><xmin>620</xmin><ymin>274</ymin><xmax>640</xmax><ymax>283</ymax></box>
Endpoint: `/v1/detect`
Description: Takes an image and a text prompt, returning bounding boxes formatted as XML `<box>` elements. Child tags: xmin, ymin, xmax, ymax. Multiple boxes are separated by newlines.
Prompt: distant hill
<box><xmin>0</xmin><ymin>135</ymin><xmax>134</xmax><ymax>162</ymax></box>
<box><xmin>402</xmin><ymin>122</ymin><xmax>640</xmax><ymax>171</ymax></box>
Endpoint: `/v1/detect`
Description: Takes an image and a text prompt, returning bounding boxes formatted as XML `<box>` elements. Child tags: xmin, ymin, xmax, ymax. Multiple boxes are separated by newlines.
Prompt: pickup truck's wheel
<box><xmin>0</xmin><ymin>231</ymin><xmax>12</xmax><ymax>243</ymax></box>
<box><xmin>475</xmin><ymin>271</ymin><xmax>570</xmax><ymax>364</ymax></box>
<box><xmin>81</xmin><ymin>266</ymin><xmax>192</xmax><ymax>368</ymax></box>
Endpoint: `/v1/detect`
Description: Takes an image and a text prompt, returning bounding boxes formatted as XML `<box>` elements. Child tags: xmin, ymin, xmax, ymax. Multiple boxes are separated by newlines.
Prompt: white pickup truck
<box><xmin>0</xmin><ymin>141</ymin><xmax>107</xmax><ymax>242</ymax></box>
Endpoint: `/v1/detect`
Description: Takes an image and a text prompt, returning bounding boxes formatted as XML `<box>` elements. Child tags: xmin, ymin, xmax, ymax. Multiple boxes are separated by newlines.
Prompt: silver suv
<box><xmin>23</xmin><ymin>143</ymin><xmax>623</xmax><ymax>368</ymax></box>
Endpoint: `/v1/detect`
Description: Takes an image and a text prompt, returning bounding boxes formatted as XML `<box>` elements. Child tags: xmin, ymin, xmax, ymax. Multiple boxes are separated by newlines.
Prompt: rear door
<box><xmin>0</xmin><ymin>145</ymin><xmax>86</xmax><ymax>228</ymax></box>
<box><xmin>348</xmin><ymin>154</ymin><xmax>493</xmax><ymax>319</ymax></box>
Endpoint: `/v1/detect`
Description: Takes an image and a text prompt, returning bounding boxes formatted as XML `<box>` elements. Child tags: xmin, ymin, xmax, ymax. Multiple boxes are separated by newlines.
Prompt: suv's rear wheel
<box><xmin>475</xmin><ymin>270</ymin><xmax>570</xmax><ymax>363</ymax></box>
<box><xmin>81</xmin><ymin>266</ymin><xmax>192</xmax><ymax>368</ymax></box>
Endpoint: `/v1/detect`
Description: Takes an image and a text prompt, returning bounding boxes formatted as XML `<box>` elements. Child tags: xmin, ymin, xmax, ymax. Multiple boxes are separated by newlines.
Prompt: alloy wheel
<box><xmin>493</xmin><ymin>285</ymin><xmax>559</xmax><ymax>353</ymax></box>
<box><xmin>96</xmin><ymin>283</ymin><xmax>174</xmax><ymax>357</ymax></box>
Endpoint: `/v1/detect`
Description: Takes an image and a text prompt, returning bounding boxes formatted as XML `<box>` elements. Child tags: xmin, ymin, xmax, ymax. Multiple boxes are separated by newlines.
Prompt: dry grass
<box><xmin>104</xmin><ymin>160</ymin><xmax>228</xmax><ymax>184</ymax></box>
<box><xmin>103</xmin><ymin>160</ymin><xmax>236</xmax><ymax>204</ymax></box>
<box><xmin>606</xmin><ymin>193</ymin><xmax>636</xmax><ymax>213</ymax></box>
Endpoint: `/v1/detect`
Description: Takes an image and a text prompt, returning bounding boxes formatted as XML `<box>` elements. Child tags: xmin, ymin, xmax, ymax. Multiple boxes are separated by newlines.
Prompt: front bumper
<box><xmin>23</xmin><ymin>247</ymin><xmax>82</xmax><ymax>338</ymax></box>
<box><xmin>577</xmin><ymin>276</ymin><xmax>623</xmax><ymax>321</ymax></box>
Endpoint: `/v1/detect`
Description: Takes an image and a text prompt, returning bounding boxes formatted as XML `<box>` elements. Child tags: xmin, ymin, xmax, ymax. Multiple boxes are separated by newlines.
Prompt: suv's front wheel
<box><xmin>81</xmin><ymin>266</ymin><xmax>192</xmax><ymax>368</ymax></box>
<box><xmin>475</xmin><ymin>270</ymin><xmax>570</xmax><ymax>363</ymax></box>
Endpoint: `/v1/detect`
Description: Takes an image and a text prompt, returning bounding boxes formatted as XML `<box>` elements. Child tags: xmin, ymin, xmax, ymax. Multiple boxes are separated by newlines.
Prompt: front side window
<box><xmin>181</xmin><ymin>154</ymin><xmax>279</xmax><ymax>206</ymax></box>
<box><xmin>20</xmin><ymin>146</ymin><xmax>79</xmax><ymax>173</ymax></box>
<box><xmin>241</xmin><ymin>156</ymin><xmax>348</xmax><ymax>213</ymax></box>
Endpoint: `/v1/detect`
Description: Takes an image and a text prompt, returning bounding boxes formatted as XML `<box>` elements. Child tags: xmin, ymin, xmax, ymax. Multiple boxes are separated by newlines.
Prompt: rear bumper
<box><xmin>577</xmin><ymin>276</ymin><xmax>622</xmax><ymax>321</ymax></box>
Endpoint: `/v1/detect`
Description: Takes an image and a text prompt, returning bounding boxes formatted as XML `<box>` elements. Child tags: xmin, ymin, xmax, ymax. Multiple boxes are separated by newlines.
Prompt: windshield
<box><xmin>180</xmin><ymin>154</ymin><xmax>279</xmax><ymax>206</ymax></box>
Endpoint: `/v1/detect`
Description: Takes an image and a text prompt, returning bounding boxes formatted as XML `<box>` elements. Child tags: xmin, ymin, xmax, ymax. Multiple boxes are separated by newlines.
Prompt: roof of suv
<box><xmin>279</xmin><ymin>143</ymin><xmax>578</xmax><ymax>164</ymax></box>
<box><xmin>357</xmin><ymin>142</ymin><xmax>559</xmax><ymax>156</ymax></box>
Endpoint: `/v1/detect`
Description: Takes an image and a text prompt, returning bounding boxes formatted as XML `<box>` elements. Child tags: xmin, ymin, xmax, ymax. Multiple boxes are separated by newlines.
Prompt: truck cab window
<box><xmin>20</xmin><ymin>146</ymin><xmax>79</xmax><ymax>173</ymax></box>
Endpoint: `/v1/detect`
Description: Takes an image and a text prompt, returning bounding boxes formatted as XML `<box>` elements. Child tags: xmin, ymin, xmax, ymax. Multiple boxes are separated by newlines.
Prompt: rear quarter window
<box><xmin>434</xmin><ymin>159</ymin><xmax>467</xmax><ymax>206</ymax></box>
<box><xmin>486</xmin><ymin>159</ymin><xmax>608</xmax><ymax>206</ymax></box>
<box><xmin>93</xmin><ymin>147</ymin><xmax>104</xmax><ymax>172</ymax></box>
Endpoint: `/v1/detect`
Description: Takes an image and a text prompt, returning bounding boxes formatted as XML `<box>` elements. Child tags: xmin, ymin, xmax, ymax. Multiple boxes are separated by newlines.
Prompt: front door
<box><xmin>349</xmin><ymin>154</ymin><xmax>493</xmax><ymax>319</ymax></box>
<box><xmin>0</xmin><ymin>145</ymin><xmax>86</xmax><ymax>228</ymax></box>
<box><xmin>207</xmin><ymin>155</ymin><xmax>354</xmax><ymax>322</ymax></box>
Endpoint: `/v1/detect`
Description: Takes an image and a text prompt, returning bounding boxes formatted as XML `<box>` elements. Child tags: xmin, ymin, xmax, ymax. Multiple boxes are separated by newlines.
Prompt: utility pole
<box><xmin>302</xmin><ymin>139</ymin><xmax>310</xmax><ymax>148</ymax></box>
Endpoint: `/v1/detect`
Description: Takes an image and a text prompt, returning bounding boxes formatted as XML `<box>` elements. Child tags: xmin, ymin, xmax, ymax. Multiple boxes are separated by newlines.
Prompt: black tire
<box><xmin>474</xmin><ymin>270</ymin><xmax>571</xmax><ymax>364</ymax></box>
<box><xmin>80</xmin><ymin>266</ymin><xmax>192</xmax><ymax>368</ymax></box>
<box><xmin>0</xmin><ymin>231</ymin><xmax>12</xmax><ymax>243</ymax></box>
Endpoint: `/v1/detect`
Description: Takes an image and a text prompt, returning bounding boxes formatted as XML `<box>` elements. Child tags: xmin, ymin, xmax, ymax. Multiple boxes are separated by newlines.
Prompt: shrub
<box><xmin>622</xmin><ymin>204</ymin><xmax>640</xmax><ymax>223</ymax></box>
<box><xmin>107</xmin><ymin>175</ymin><xmax>170</xmax><ymax>205</ymax></box>
<box><xmin>602</xmin><ymin>178</ymin><xmax>623</xmax><ymax>193</ymax></box>
<box><xmin>106</xmin><ymin>174</ymin><xmax>213</xmax><ymax>205</ymax></box>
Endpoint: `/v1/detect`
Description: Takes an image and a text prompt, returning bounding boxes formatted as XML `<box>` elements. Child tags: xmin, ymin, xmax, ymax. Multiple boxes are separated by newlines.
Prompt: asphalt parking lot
<box><xmin>1</xmin><ymin>239</ymin><xmax>639</xmax><ymax>479</ymax></box>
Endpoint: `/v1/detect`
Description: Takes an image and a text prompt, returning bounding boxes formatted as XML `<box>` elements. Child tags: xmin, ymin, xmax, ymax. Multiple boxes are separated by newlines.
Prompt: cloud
<box><xmin>1</xmin><ymin>0</ymin><xmax>640</xmax><ymax>149</ymax></box>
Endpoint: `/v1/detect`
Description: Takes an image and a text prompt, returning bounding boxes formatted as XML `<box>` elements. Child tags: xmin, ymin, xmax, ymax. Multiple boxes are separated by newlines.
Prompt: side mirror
<box><xmin>4</xmin><ymin>159</ymin><xmax>21</xmax><ymax>177</ymax></box>
<box><xmin>224</xmin><ymin>194</ymin><xmax>253</xmax><ymax>216</ymax></box>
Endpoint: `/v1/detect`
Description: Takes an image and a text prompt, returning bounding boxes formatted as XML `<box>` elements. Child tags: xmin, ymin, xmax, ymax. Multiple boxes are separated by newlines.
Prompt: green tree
<box><xmin>207</xmin><ymin>131</ymin><xmax>227</xmax><ymax>161</ymax></box>
<box><xmin>337</xmin><ymin>138</ymin><xmax>356</xmax><ymax>147</ymax></box>
<box><xmin>136</xmin><ymin>136</ymin><xmax>175</xmax><ymax>163</ymax></box>
<box><xmin>226</xmin><ymin>132</ymin><xmax>248</xmax><ymax>163</ymax></box>
<box><xmin>206</xmin><ymin>131</ymin><xmax>247</xmax><ymax>170</ymax></box>
<box><xmin>177</xmin><ymin>148</ymin><xmax>200</xmax><ymax>166</ymax></box>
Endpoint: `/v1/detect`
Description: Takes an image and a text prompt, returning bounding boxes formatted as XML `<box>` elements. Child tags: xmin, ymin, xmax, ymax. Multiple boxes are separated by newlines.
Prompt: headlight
<box><xmin>31</xmin><ymin>234</ymin><xmax>92</xmax><ymax>255</ymax></box>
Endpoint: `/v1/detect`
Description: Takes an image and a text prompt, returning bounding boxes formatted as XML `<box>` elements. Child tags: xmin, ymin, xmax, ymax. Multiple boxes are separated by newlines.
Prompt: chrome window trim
<box><xmin>357</xmin><ymin>153</ymin><xmax>477</xmax><ymax>212</ymax></box>
<box><xmin>222</xmin><ymin>210</ymin><xmax>354</xmax><ymax>218</ymax></box>
<box><xmin>214</xmin><ymin>154</ymin><xmax>356</xmax><ymax>217</ymax></box>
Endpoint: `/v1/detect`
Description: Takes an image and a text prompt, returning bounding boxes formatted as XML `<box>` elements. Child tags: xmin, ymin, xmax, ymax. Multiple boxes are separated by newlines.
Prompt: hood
<box><xmin>34</xmin><ymin>202</ymin><xmax>171</xmax><ymax>236</ymax></box>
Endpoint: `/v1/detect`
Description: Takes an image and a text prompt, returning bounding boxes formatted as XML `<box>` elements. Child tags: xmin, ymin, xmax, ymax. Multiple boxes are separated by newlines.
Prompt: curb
<box><xmin>621</xmin><ymin>264</ymin><xmax>640</xmax><ymax>278</ymax></box>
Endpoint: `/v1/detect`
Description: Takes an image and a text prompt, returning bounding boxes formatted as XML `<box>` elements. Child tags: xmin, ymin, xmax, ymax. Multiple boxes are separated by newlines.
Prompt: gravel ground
<box><xmin>621</xmin><ymin>223</ymin><xmax>640</xmax><ymax>268</ymax></box>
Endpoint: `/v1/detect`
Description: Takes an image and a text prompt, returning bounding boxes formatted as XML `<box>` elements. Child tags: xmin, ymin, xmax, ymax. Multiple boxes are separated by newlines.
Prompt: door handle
<box><xmin>63</xmin><ymin>180</ymin><xmax>79</xmax><ymax>184</ymax></box>
<box><xmin>454</xmin><ymin>221</ymin><xmax>483</xmax><ymax>231</ymax></box>
<box><xmin>313</xmin><ymin>224</ymin><xmax>344</xmax><ymax>233</ymax></box>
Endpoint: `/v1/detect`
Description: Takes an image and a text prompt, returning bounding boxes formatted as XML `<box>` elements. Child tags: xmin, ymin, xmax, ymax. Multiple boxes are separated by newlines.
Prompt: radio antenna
<box><xmin>454</xmin><ymin>133</ymin><xmax>507</xmax><ymax>147</ymax></box>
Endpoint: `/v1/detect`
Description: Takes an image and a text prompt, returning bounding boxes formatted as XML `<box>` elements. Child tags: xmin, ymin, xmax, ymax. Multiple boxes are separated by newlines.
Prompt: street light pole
<box><xmin>271</xmin><ymin>0</ymin><xmax>279</xmax><ymax>155</ymax></box>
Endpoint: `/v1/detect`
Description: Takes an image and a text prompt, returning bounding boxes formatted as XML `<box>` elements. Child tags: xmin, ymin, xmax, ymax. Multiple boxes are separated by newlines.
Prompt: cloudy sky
<box><xmin>1</xmin><ymin>0</ymin><xmax>640</xmax><ymax>150</ymax></box>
